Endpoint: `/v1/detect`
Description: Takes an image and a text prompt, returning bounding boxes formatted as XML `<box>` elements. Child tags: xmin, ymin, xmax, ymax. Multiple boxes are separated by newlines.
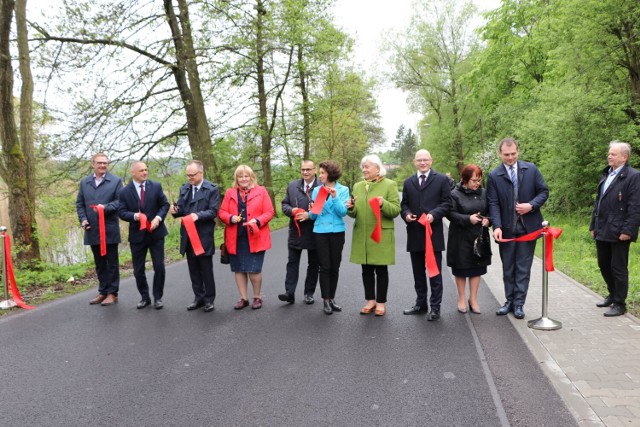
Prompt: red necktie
<box><xmin>140</xmin><ymin>183</ymin><xmax>145</xmax><ymax>207</ymax></box>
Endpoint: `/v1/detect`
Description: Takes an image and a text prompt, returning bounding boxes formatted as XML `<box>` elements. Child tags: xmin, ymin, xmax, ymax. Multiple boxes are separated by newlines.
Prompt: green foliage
<box><xmin>15</xmin><ymin>260</ymin><xmax>89</xmax><ymax>288</ymax></box>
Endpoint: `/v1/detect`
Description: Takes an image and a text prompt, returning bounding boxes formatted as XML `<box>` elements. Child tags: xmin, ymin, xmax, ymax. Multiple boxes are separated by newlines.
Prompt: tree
<box><xmin>0</xmin><ymin>0</ymin><xmax>40</xmax><ymax>262</ymax></box>
<box><xmin>392</xmin><ymin>125</ymin><xmax>418</xmax><ymax>166</ymax></box>
<box><xmin>387</xmin><ymin>0</ymin><xmax>480</xmax><ymax>174</ymax></box>
<box><xmin>31</xmin><ymin>0</ymin><xmax>222</xmax><ymax>183</ymax></box>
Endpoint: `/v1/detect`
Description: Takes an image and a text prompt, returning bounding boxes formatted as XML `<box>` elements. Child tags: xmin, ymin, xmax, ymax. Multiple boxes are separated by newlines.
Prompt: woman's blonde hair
<box><xmin>232</xmin><ymin>164</ymin><xmax>258</xmax><ymax>188</ymax></box>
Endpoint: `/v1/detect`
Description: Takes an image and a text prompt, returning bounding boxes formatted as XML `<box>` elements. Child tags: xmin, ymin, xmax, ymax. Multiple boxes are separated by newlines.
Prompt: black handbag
<box><xmin>220</xmin><ymin>242</ymin><xmax>230</xmax><ymax>264</ymax></box>
<box><xmin>473</xmin><ymin>227</ymin><xmax>492</xmax><ymax>259</ymax></box>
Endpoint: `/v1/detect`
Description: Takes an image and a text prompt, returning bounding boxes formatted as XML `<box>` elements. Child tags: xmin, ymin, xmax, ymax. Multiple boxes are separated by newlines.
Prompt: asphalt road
<box><xmin>0</xmin><ymin>217</ymin><xmax>576</xmax><ymax>426</ymax></box>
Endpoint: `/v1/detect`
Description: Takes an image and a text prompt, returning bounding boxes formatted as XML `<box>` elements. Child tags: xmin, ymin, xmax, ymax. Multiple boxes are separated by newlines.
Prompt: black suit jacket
<box><xmin>401</xmin><ymin>170</ymin><xmax>452</xmax><ymax>252</ymax></box>
<box><xmin>118</xmin><ymin>180</ymin><xmax>169</xmax><ymax>243</ymax></box>
<box><xmin>171</xmin><ymin>179</ymin><xmax>220</xmax><ymax>256</ymax></box>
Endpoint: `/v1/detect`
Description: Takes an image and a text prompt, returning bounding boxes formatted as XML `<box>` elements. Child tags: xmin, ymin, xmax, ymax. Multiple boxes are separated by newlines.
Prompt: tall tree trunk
<box><xmin>164</xmin><ymin>0</ymin><xmax>221</xmax><ymax>185</ymax></box>
<box><xmin>297</xmin><ymin>44</ymin><xmax>311</xmax><ymax>160</ymax></box>
<box><xmin>255</xmin><ymin>0</ymin><xmax>274</xmax><ymax>204</ymax></box>
<box><xmin>0</xmin><ymin>0</ymin><xmax>40</xmax><ymax>262</ymax></box>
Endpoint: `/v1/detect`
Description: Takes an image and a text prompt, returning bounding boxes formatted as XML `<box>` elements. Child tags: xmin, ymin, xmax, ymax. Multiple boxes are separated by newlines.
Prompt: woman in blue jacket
<box><xmin>309</xmin><ymin>160</ymin><xmax>350</xmax><ymax>315</ymax></box>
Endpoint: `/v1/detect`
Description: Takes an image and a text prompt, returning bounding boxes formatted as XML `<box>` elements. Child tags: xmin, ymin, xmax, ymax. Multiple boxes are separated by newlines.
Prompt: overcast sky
<box><xmin>332</xmin><ymin>0</ymin><xmax>502</xmax><ymax>148</ymax></box>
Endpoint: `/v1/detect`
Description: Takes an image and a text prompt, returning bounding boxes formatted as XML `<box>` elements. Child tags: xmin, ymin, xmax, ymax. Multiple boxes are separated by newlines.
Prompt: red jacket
<box><xmin>218</xmin><ymin>185</ymin><xmax>275</xmax><ymax>255</ymax></box>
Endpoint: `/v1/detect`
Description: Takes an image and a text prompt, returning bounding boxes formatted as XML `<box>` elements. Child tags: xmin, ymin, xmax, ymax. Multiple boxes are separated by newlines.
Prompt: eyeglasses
<box><xmin>94</xmin><ymin>161</ymin><xmax>109</xmax><ymax>165</ymax></box>
<box><xmin>300</xmin><ymin>168</ymin><xmax>315</xmax><ymax>172</ymax></box>
<box><xmin>186</xmin><ymin>171</ymin><xmax>202</xmax><ymax>178</ymax></box>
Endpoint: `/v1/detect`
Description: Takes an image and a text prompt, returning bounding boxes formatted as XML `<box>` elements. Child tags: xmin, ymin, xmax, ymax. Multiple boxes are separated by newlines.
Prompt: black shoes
<box><xmin>329</xmin><ymin>300</ymin><xmax>342</xmax><ymax>312</ymax></box>
<box><xmin>427</xmin><ymin>307</ymin><xmax>440</xmax><ymax>321</ymax></box>
<box><xmin>596</xmin><ymin>296</ymin><xmax>613</xmax><ymax>308</ymax></box>
<box><xmin>496</xmin><ymin>302</ymin><xmax>513</xmax><ymax>316</ymax></box>
<box><xmin>604</xmin><ymin>304</ymin><xmax>626</xmax><ymax>317</ymax></box>
<box><xmin>323</xmin><ymin>300</ymin><xmax>333</xmax><ymax>315</ymax></box>
<box><xmin>187</xmin><ymin>300</ymin><xmax>205</xmax><ymax>311</ymax></box>
<box><xmin>304</xmin><ymin>294</ymin><xmax>315</xmax><ymax>304</ymax></box>
<box><xmin>137</xmin><ymin>299</ymin><xmax>151</xmax><ymax>309</ymax></box>
<box><xmin>203</xmin><ymin>302</ymin><xmax>215</xmax><ymax>312</ymax></box>
<box><xmin>154</xmin><ymin>299</ymin><xmax>163</xmax><ymax>310</ymax></box>
<box><xmin>278</xmin><ymin>293</ymin><xmax>295</xmax><ymax>304</ymax></box>
<box><xmin>513</xmin><ymin>305</ymin><xmax>525</xmax><ymax>319</ymax></box>
<box><xmin>403</xmin><ymin>305</ymin><xmax>428</xmax><ymax>315</ymax></box>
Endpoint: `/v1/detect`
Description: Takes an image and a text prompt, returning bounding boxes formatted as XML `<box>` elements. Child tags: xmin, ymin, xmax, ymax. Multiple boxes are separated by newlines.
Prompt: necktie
<box><xmin>419</xmin><ymin>174</ymin><xmax>426</xmax><ymax>188</ymax></box>
<box><xmin>509</xmin><ymin>166</ymin><xmax>517</xmax><ymax>193</ymax></box>
<box><xmin>192</xmin><ymin>185</ymin><xmax>198</xmax><ymax>199</ymax></box>
<box><xmin>139</xmin><ymin>183</ymin><xmax>145</xmax><ymax>207</ymax></box>
<box><xmin>305</xmin><ymin>184</ymin><xmax>310</xmax><ymax>195</ymax></box>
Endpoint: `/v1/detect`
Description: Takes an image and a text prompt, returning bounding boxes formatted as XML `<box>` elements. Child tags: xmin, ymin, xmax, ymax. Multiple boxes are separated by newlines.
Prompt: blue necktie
<box><xmin>509</xmin><ymin>166</ymin><xmax>517</xmax><ymax>193</ymax></box>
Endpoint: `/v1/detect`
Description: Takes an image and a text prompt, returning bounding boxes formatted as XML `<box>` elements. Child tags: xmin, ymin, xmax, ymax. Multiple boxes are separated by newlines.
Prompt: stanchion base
<box><xmin>0</xmin><ymin>299</ymin><xmax>17</xmax><ymax>310</ymax></box>
<box><xmin>528</xmin><ymin>316</ymin><xmax>562</xmax><ymax>330</ymax></box>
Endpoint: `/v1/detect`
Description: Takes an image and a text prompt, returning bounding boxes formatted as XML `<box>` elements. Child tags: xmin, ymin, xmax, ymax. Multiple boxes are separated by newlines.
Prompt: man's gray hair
<box><xmin>610</xmin><ymin>140</ymin><xmax>631</xmax><ymax>159</ymax></box>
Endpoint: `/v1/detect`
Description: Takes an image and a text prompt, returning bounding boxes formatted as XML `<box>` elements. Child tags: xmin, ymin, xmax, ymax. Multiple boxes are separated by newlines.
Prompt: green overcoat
<box><xmin>347</xmin><ymin>177</ymin><xmax>401</xmax><ymax>265</ymax></box>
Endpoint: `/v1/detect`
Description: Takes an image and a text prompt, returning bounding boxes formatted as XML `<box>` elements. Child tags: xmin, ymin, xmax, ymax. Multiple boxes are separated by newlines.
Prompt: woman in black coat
<box><xmin>447</xmin><ymin>164</ymin><xmax>492</xmax><ymax>314</ymax></box>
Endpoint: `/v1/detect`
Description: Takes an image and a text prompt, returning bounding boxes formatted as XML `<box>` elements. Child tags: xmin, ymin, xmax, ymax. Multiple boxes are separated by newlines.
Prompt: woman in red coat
<box><xmin>219</xmin><ymin>165</ymin><xmax>275</xmax><ymax>310</ymax></box>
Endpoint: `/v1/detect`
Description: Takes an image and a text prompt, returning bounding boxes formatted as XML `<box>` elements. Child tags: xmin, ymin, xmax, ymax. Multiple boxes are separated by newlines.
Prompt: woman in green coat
<box><xmin>347</xmin><ymin>154</ymin><xmax>401</xmax><ymax>316</ymax></box>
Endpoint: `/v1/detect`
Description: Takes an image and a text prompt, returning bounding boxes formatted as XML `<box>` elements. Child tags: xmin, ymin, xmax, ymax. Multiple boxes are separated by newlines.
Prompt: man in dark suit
<box><xmin>401</xmin><ymin>149</ymin><xmax>452</xmax><ymax>321</ymax></box>
<box><xmin>76</xmin><ymin>153</ymin><xmax>123</xmax><ymax>306</ymax></box>
<box><xmin>118</xmin><ymin>161</ymin><xmax>170</xmax><ymax>309</ymax></box>
<box><xmin>170</xmin><ymin>160</ymin><xmax>220</xmax><ymax>313</ymax></box>
<box><xmin>278</xmin><ymin>160</ymin><xmax>320</xmax><ymax>304</ymax></box>
<box><xmin>487</xmin><ymin>138</ymin><xmax>549</xmax><ymax>319</ymax></box>
<box><xmin>590</xmin><ymin>141</ymin><xmax>640</xmax><ymax>317</ymax></box>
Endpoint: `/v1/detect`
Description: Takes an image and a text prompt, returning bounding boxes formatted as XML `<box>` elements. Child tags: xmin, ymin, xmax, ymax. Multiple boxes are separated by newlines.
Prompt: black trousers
<box><xmin>284</xmin><ymin>247</ymin><xmax>319</xmax><ymax>297</ymax></box>
<box><xmin>314</xmin><ymin>232</ymin><xmax>345</xmax><ymax>299</ymax></box>
<box><xmin>596</xmin><ymin>239</ymin><xmax>631</xmax><ymax>307</ymax></box>
<box><xmin>91</xmin><ymin>243</ymin><xmax>120</xmax><ymax>295</ymax></box>
<box><xmin>409</xmin><ymin>251</ymin><xmax>443</xmax><ymax>308</ymax></box>
<box><xmin>131</xmin><ymin>237</ymin><xmax>165</xmax><ymax>301</ymax></box>
<box><xmin>186</xmin><ymin>244</ymin><xmax>216</xmax><ymax>304</ymax></box>
<box><xmin>362</xmin><ymin>264</ymin><xmax>389</xmax><ymax>303</ymax></box>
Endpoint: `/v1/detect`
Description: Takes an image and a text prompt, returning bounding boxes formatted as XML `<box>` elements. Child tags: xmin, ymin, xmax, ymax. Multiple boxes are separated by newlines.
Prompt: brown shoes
<box><xmin>101</xmin><ymin>294</ymin><xmax>118</xmax><ymax>306</ymax></box>
<box><xmin>89</xmin><ymin>294</ymin><xmax>107</xmax><ymax>305</ymax></box>
<box><xmin>251</xmin><ymin>298</ymin><xmax>263</xmax><ymax>310</ymax></box>
<box><xmin>234</xmin><ymin>298</ymin><xmax>249</xmax><ymax>310</ymax></box>
<box><xmin>360</xmin><ymin>305</ymin><xmax>376</xmax><ymax>315</ymax></box>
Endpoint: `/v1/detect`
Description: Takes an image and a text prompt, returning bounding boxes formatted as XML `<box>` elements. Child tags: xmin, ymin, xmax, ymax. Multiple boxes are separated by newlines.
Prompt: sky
<box><xmin>331</xmin><ymin>0</ymin><xmax>502</xmax><ymax>148</ymax></box>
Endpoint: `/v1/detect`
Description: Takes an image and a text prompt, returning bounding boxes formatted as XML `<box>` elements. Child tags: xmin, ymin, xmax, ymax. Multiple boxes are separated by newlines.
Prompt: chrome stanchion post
<box><xmin>0</xmin><ymin>226</ymin><xmax>17</xmax><ymax>309</ymax></box>
<box><xmin>528</xmin><ymin>221</ymin><xmax>561</xmax><ymax>330</ymax></box>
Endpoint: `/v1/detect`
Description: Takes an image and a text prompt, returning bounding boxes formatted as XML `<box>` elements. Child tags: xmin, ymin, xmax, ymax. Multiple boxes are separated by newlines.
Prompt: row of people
<box><xmin>76</xmin><ymin>138</ymin><xmax>639</xmax><ymax>318</ymax></box>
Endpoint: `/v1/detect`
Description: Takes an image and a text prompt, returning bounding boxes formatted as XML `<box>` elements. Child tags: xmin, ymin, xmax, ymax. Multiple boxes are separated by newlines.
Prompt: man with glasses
<box><xmin>170</xmin><ymin>160</ymin><xmax>220</xmax><ymax>312</ymax></box>
<box><xmin>279</xmin><ymin>160</ymin><xmax>320</xmax><ymax>304</ymax></box>
<box><xmin>76</xmin><ymin>153</ymin><xmax>123</xmax><ymax>306</ymax></box>
<box><xmin>401</xmin><ymin>150</ymin><xmax>452</xmax><ymax>321</ymax></box>
<box><xmin>487</xmin><ymin>138</ymin><xmax>548</xmax><ymax>319</ymax></box>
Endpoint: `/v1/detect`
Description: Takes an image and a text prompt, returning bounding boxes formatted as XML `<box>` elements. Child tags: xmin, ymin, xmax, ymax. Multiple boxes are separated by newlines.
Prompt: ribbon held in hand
<box><xmin>138</xmin><ymin>213</ymin><xmax>152</xmax><ymax>232</ymax></box>
<box><xmin>2</xmin><ymin>231</ymin><xmax>35</xmax><ymax>310</ymax></box>
<box><xmin>418</xmin><ymin>213</ymin><xmax>440</xmax><ymax>278</ymax></box>
<box><xmin>497</xmin><ymin>226</ymin><xmax>563</xmax><ymax>272</ymax></box>
<box><xmin>291</xmin><ymin>208</ymin><xmax>304</xmax><ymax>237</ymax></box>
<box><xmin>181</xmin><ymin>216</ymin><xmax>205</xmax><ymax>256</ymax></box>
<box><xmin>369</xmin><ymin>197</ymin><xmax>382</xmax><ymax>243</ymax></box>
<box><xmin>89</xmin><ymin>204</ymin><xmax>106</xmax><ymax>256</ymax></box>
<box><xmin>310</xmin><ymin>186</ymin><xmax>330</xmax><ymax>215</ymax></box>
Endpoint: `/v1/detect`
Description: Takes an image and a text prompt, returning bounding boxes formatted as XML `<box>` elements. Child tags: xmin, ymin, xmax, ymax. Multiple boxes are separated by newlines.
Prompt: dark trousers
<box><xmin>596</xmin><ymin>239</ymin><xmax>631</xmax><ymax>307</ymax></box>
<box><xmin>131</xmin><ymin>237</ymin><xmax>165</xmax><ymax>301</ymax></box>
<box><xmin>284</xmin><ymin>247</ymin><xmax>319</xmax><ymax>297</ymax></box>
<box><xmin>498</xmin><ymin>239</ymin><xmax>536</xmax><ymax>306</ymax></box>
<box><xmin>315</xmin><ymin>232</ymin><xmax>345</xmax><ymax>300</ymax></box>
<box><xmin>91</xmin><ymin>243</ymin><xmax>120</xmax><ymax>295</ymax></box>
<box><xmin>409</xmin><ymin>251</ymin><xmax>443</xmax><ymax>308</ymax></box>
<box><xmin>362</xmin><ymin>265</ymin><xmax>389</xmax><ymax>303</ymax></box>
<box><xmin>186</xmin><ymin>245</ymin><xmax>216</xmax><ymax>304</ymax></box>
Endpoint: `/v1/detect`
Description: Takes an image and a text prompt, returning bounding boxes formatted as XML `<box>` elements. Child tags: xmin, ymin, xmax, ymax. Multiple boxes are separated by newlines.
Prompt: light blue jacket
<box><xmin>309</xmin><ymin>182</ymin><xmax>349</xmax><ymax>233</ymax></box>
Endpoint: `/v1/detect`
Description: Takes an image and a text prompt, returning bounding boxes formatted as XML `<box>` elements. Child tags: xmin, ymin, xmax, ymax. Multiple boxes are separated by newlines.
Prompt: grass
<box><xmin>540</xmin><ymin>214</ymin><xmax>640</xmax><ymax>315</ymax></box>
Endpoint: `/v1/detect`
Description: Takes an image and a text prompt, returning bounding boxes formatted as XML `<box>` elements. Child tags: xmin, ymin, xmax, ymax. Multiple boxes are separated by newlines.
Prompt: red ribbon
<box><xmin>138</xmin><ymin>213</ymin><xmax>152</xmax><ymax>232</ymax></box>
<box><xmin>89</xmin><ymin>204</ymin><xmax>106</xmax><ymax>256</ymax></box>
<box><xmin>418</xmin><ymin>214</ymin><xmax>440</xmax><ymax>278</ymax></box>
<box><xmin>369</xmin><ymin>198</ymin><xmax>382</xmax><ymax>243</ymax></box>
<box><xmin>2</xmin><ymin>232</ymin><xmax>35</xmax><ymax>310</ymax></box>
<box><xmin>181</xmin><ymin>216</ymin><xmax>205</xmax><ymax>256</ymax></box>
<box><xmin>310</xmin><ymin>186</ymin><xmax>330</xmax><ymax>215</ymax></box>
<box><xmin>497</xmin><ymin>226</ymin><xmax>563</xmax><ymax>272</ymax></box>
<box><xmin>292</xmin><ymin>208</ymin><xmax>304</xmax><ymax>237</ymax></box>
